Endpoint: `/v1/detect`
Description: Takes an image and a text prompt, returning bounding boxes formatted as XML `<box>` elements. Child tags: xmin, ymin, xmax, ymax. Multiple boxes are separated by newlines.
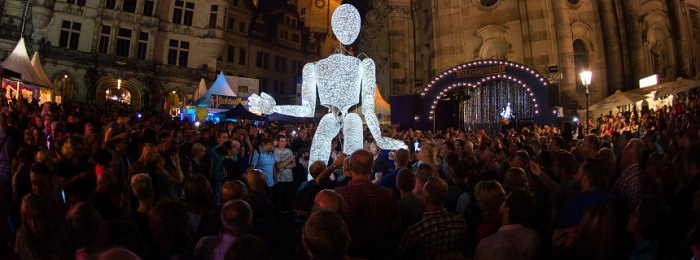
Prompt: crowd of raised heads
<box><xmin>0</xmin><ymin>89</ymin><xmax>698</xmax><ymax>260</ymax></box>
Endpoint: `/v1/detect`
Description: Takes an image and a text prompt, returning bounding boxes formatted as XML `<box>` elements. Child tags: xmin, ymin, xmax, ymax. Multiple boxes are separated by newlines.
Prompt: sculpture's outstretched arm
<box><xmin>271</xmin><ymin>63</ymin><xmax>317</xmax><ymax>117</ymax></box>
<box><xmin>360</xmin><ymin>58</ymin><xmax>407</xmax><ymax>150</ymax></box>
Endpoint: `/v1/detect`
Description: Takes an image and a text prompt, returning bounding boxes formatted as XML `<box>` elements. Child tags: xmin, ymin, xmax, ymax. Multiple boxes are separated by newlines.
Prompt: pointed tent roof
<box><xmin>30</xmin><ymin>52</ymin><xmax>54</xmax><ymax>88</ymax></box>
<box><xmin>193</xmin><ymin>78</ymin><xmax>207</xmax><ymax>101</ymax></box>
<box><xmin>357</xmin><ymin>85</ymin><xmax>391</xmax><ymax>119</ymax></box>
<box><xmin>374</xmin><ymin>87</ymin><xmax>391</xmax><ymax>116</ymax></box>
<box><xmin>194</xmin><ymin>72</ymin><xmax>237</xmax><ymax>107</ymax></box>
<box><xmin>1</xmin><ymin>37</ymin><xmax>43</xmax><ymax>85</ymax></box>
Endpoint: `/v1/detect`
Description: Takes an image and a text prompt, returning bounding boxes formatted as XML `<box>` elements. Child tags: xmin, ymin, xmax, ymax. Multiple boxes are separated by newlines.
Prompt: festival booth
<box><xmin>627</xmin><ymin>78</ymin><xmax>700</xmax><ymax>112</ymax></box>
<box><xmin>0</xmin><ymin>37</ymin><xmax>54</xmax><ymax>103</ymax></box>
<box><xmin>31</xmin><ymin>52</ymin><xmax>56</xmax><ymax>103</ymax></box>
<box><xmin>187</xmin><ymin>72</ymin><xmax>248</xmax><ymax>122</ymax></box>
<box><xmin>221</xmin><ymin>104</ymin><xmax>265</xmax><ymax>121</ymax></box>
<box><xmin>581</xmin><ymin>90</ymin><xmax>647</xmax><ymax>118</ymax></box>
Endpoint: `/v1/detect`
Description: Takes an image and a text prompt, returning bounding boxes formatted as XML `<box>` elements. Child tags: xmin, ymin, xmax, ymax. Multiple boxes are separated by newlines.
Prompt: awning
<box><xmin>627</xmin><ymin>78</ymin><xmax>700</xmax><ymax>97</ymax></box>
<box><xmin>582</xmin><ymin>90</ymin><xmax>647</xmax><ymax>116</ymax></box>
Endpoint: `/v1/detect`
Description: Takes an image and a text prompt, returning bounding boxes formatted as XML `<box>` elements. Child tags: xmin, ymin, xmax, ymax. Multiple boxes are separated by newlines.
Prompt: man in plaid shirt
<box><xmin>613</xmin><ymin>138</ymin><xmax>645</xmax><ymax>213</ymax></box>
<box><xmin>335</xmin><ymin>149</ymin><xmax>400</xmax><ymax>259</ymax></box>
<box><xmin>396</xmin><ymin>177</ymin><xmax>468</xmax><ymax>259</ymax></box>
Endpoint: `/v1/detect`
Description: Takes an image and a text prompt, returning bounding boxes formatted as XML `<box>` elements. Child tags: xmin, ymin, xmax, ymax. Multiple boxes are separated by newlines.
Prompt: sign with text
<box><xmin>212</xmin><ymin>94</ymin><xmax>248</xmax><ymax>109</ymax></box>
<box><xmin>455</xmin><ymin>65</ymin><xmax>506</xmax><ymax>78</ymax></box>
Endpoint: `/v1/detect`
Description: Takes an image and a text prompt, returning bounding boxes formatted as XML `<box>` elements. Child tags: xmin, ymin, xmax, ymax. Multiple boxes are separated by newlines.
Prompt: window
<box><xmin>238</xmin><ymin>48</ymin><xmax>246</xmax><ymax>65</ymax></box>
<box><xmin>67</xmin><ymin>0</ymin><xmax>86</xmax><ymax>6</ymax></box>
<box><xmin>573</xmin><ymin>39</ymin><xmax>590</xmax><ymax>92</ymax></box>
<box><xmin>279</xmin><ymin>29</ymin><xmax>288</xmax><ymax>40</ymax></box>
<box><xmin>227</xmin><ymin>17</ymin><xmax>235</xmax><ymax>30</ymax></box>
<box><xmin>274</xmin><ymin>80</ymin><xmax>285</xmax><ymax>94</ymax></box>
<box><xmin>292</xmin><ymin>60</ymin><xmax>304</xmax><ymax>74</ymax></box>
<box><xmin>173</xmin><ymin>1</ymin><xmax>195</xmax><ymax>26</ymax></box>
<box><xmin>137</xmin><ymin>32</ymin><xmax>148</xmax><ymax>60</ymax></box>
<box><xmin>143</xmin><ymin>0</ymin><xmax>155</xmax><ymax>16</ymax></box>
<box><xmin>227</xmin><ymin>45</ymin><xmax>234</xmax><ymax>62</ymax></box>
<box><xmin>291</xmin><ymin>33</ymin><xmax>300</xmax><ymax>43</ymax></box>
<box><xmin>116</xmin><ymin>28</ymin><xmax>132</xmax><ymax>57</ymax></box>
<box><xmin>209</xmin><ymin>5</ymin><xmax>218</xmax><ymax>28</ymax></box>
<box><xmin>261</xmin><ymin>78</ymin><xmax>268</xmax><ymax>92</ymax></box>
<box><xmin>301</xmin><ymin>8</ymin><xmax>305</xmax><ymax>15</ymax></box>
<box><xmin>59</xmin><ymin>21</ymin><xmax>81</xmax><ymax>49</ymax></box>
<box><xmin>256</xmin><ymin>51</ymin><xmax>269</xmax><ymax>69</ymax></box>
<box><xmin>168</xmin><ymin>39</ymin><xmax>190</xmax><ymax>67</ymax></box>
<box><xmin>122</xmin><ymin>0</ymin><xmax>137</xmax><ymax>13</ymax></box>
<box><xmin>98</xmin><ymin>25</ymin><xmax>110</xmax><ymax>54</ymax></box>
<box><xmin>105</xmin><ymin>0</ymin><xmax>116</xmax><ymax>9</ymax></box>
<box><xmin>285</xmin><ymin>16</ymin><xmax>297</xmax><ymax>27</ymax></box>
<box><xmin>239</xmin><ymin>22</ymin><xmax>246</xmax><ymax>33</ymax></box>
<box><xmin>274</xmin><ymin>56</ymin><xmax>286</xmax><ymax>72</ymax></box>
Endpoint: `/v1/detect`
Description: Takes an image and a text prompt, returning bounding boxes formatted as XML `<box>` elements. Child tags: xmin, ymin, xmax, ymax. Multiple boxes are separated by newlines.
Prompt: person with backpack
<box><xmin>249</xmin><ymin>137</ymin><xmax>276</xmax><ymax>196</ymax></box>
<box><xmin>217</xmin><ymin>140</ymin><xmax>244</xmax><ymax>183</ymax></box>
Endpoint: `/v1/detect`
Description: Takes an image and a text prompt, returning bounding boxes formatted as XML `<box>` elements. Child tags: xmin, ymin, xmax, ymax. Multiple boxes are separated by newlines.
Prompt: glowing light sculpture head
<box><xmin>332</xmin><ymin>4</ymin><xmax>361</xmax><ymax>45</ymax></box>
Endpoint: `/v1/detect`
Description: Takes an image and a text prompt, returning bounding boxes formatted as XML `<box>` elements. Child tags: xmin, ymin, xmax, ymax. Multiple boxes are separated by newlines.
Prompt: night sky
<box><xmin>342</xmin><ymin>0</ymin><xmax>368</xmax><ymax>18</ymax></box>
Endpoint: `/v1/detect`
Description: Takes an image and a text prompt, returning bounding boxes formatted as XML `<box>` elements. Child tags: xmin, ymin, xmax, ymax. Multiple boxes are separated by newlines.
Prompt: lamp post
<box><xmin>580</xmin><ymin>70</ymin><xmax>592</xmax><ymax>135</ymax></box>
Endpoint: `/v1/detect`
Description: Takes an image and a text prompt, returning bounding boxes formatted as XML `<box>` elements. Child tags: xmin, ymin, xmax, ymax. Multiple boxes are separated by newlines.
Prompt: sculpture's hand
<box><xmin>248</xmin><ymin>92</ymin><xmax>276</xmax><ymax>115</ymax></box>
<box><xmin>377</xmin><ymin>137</ymin><xmax>408</xmax><ymax>150</ymax></box>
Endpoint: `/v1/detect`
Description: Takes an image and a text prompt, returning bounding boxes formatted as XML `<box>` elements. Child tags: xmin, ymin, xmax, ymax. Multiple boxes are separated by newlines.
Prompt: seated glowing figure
<box><xmin>249</xmin><ymin>4</ymin><xmax>408</xmax><ymax>176</ymax></box>
<box><xmin>500</xmin><ymin>102</ymin><xmax>513</xmax><ymax>119</ymax></box>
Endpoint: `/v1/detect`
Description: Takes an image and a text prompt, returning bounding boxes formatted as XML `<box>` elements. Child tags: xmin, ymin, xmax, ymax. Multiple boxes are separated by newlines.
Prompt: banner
<box><xmin>211</xmin><ymin>94</ymin><xmax>248</xmax><ymax>109</ymax></box>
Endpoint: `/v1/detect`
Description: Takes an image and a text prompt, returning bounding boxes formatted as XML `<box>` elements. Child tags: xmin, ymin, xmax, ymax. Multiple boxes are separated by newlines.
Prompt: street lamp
<box><xmin>580</xmin><ymin>70</ymin><xmax>592</xmax><ymax>135</ymax></box>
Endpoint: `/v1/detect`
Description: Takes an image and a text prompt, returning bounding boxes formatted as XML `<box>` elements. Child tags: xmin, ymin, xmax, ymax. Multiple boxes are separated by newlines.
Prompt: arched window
<box><xmin>573</xmin><ymin>39</ymin><xmax>589</xmax><ymax>92</ymax></box>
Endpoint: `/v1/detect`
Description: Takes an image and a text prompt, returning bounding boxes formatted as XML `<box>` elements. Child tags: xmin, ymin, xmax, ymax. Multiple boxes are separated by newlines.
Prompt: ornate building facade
<box><xmin>0</xmin><ymin>0</ymin><xmax>329</xmax><ymax>111</ymax></box>
<box><xmin>360</xmin><ymin>0</ymin><xmax>700</xmax><ymax>110</ymax></box>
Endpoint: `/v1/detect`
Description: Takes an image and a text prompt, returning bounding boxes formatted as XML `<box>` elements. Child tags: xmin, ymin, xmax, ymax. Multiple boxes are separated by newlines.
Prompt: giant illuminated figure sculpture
<box><xmin>249</xmin><ymin>4</ymin><xmax>407</xmax><ymax>174</ymax></box>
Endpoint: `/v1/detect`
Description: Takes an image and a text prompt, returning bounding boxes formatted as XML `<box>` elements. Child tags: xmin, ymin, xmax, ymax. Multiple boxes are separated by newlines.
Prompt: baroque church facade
<box><xmin>360</xmin><ymin>0</ymin><xmax>700</xmax><ymax>110</ymax></box>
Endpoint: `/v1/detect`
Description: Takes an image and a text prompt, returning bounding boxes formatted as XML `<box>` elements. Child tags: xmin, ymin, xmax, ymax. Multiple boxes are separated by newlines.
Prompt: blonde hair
<box><xmin>418</xmin><ymin>143</ymin><xmax>439</xmax><ymax>166</ymax></box>
<box><xmin>190</xmin><ymin>143</ymin><xmax>207</xmax><ymax>158</ymax></box>
<box><xmin>138</xmin><ymin>143</ymin><xmax>159</xmax><ymax>163</ymax></box>
<box><xmin>475</xmin><ymin>180</ymin><xmax>506</xmax><ymax>215</ymax></box>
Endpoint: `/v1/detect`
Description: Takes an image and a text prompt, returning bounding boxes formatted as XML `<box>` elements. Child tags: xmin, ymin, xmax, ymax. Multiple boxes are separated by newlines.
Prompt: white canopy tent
<box><xmin>31</xmin><ymin>52</ymin><xmax>56</xmax><ymax>103</ymax></box>
<box><xmin>194</xmin><ymin>71</ymin><xmax>237</xmax><ymax>108</ymax></box>
<box><xmin>627</xmin><ymin>78</ymin><xmax>700</xmax><ymax>97</ymax></box>
<box><xmin>192</xmin><ymin>78</ymin><xmax>208</xmax><ymax>101</ymax></box>
<box><xmin>1</xmin><ymin>37</ymin><xmax>53</xmax><ymax>102</ymax></box>
<box><xmin>582</xmin><ymin>90</ymin><xmax>647</xmax><ymax>117</ymax></box>
<box><xmin>1</xmin><ymin>37</ymin><xmax>43</xmax><ymax>84</ymax></box>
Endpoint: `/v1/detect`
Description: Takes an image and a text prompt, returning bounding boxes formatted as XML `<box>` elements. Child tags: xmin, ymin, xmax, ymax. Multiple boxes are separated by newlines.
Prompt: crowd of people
<box><xmin>0</xmin><ymin>89</ymin><xmax>698</xmax><ymax>260</ymax></box>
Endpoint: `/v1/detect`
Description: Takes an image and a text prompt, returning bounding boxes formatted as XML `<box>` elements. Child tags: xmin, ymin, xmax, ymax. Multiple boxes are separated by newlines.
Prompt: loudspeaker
<box><xmin>548</xmin><ymin>84</ymin><xmax>560</xmax><ymax>107</ymax></box>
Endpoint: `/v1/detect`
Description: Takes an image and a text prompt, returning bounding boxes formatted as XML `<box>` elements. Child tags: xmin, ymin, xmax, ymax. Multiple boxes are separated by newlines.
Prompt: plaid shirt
<box><xmin>613</xmin><ymin>162</ymin><xmax>643</xmax><ymax>212</ymax></box>
<box><xmin>396</xmin><ymin>209</ymin><xmax>468</xmax><ymax>260</ymax></box>
<box><xmin>335</xmin><ymin>179</ymin><xmax>399</xmax><ymax>258</ymax></box>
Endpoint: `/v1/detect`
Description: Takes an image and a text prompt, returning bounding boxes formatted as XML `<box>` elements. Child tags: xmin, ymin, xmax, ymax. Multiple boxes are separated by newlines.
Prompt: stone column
<box><xmin>388</xmin><ymin>5</ymin><xmax>412</xmax><ymax>95</ymax></box>
<box><xmin>551</xmin><ymin>0</ymin><xmax>576</xmax><ymax>106</ymax></box>
<box><xmin>670</xmin><ymin>0</ymin><xmax>692</xmax><ymax>78</ymax></box>
<box><xmin>622</xmin><ymin>0</ymin><xmax>645</xmax><ymax>84</ymax></box>
<box><xmin>598</xmin><ymin>0</ymin><xmax>625</xmax><ymax>94</ymax></box>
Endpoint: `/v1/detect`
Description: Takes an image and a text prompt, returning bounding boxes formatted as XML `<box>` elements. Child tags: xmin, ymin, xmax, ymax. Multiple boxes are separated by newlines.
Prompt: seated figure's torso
<box><xmin>315</xmin><ymin>54</ymin><xmax>361</xmax><ymax>115</ymax></box>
